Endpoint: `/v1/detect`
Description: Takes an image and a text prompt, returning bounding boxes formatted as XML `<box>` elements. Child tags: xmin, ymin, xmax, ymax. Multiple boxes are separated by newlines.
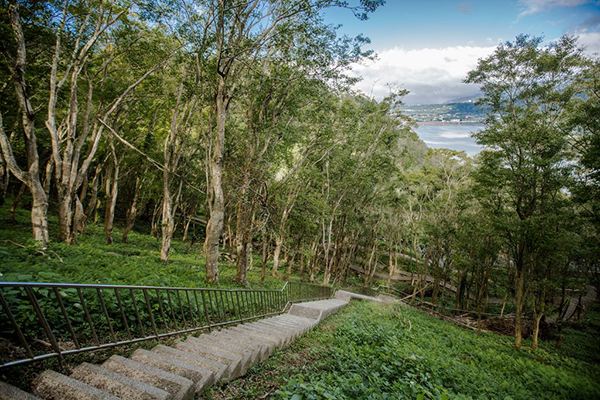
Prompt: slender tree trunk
<box><xmin>80</xmin><ymin>165</ymin><xmax>100</xmax><ymax>232</ymax></box>
<box><xmin>500</xmin><ymin>292</ymin><xmax>508</xmax><ymax>318</ymax></box>
<box><xmin>532</xmin><ymin>313</ymin><xmax>543</xmax><ymax>349</ymax></box>
<box><xmin>286</xmin><ymin>253</ymin><xmax>293</xmax><ymax>281</ymax></box>
<box><xmin>182</xmin><ymin>215</ymin><xmax>192</xmax><ymax>242</ymax></box>
<box><xmin>0</xmin><ymin>155</ymin><xmax>6</xmax><ymax>206</ymax></box>
<box><xmin>272</xmin><ymin>235</ymin><xmax>283</xmax><ymax>277</ymax></box>
<box><xmin>514</xmin><ymin>270</ymin><xmax>526</xmax><ymax>349</ymax></box>
<box><xmin>235</xmin><ymin>173</ymin><xmax>251</xmax><ymax>284</ymax></box>
<box><xmin>161</xmin><ymin>179</ymin><xmax>182</xmax><ymax>262</ymax></box>
<box><xmin>299</xmin><ymin>253</ymin><xmax>305</xmax><ymax>274</ymax></box>
<box><xmin>123</xmin><ymin>175</ymin><xmax>142</xmax><ymax>243</ymax></box>
<box><xmin>386</xmin><ymin>245</ymin><xmax>395</xmax><ymax>290</ymax></box>
<box><xmin>9</xmin><ymin>182</ymin><xmax>26</xmax><ymax>222</ymax></box>
<box><xmin>160</xmin><ymin>182</ymin><xmax>174</xmax><ymax>262</ymax></box>
<box><xmin>72</xmin><ymin>195</ymin><xmax>85</xmax><ymax>237</ymax></box>
<box><xmin>103</xmin><ymin>146</ymin><xmax>120</xmax><ymax>244</ymax></box>
<box><xmin>261</xmin><ymin>232</ymin><xmax>269</xmax><ymax>284</ymax></box>
<box><xmin>308</xmin><ymin>241</ymin><xmax>318</xmax><ymax>282</ymax></box>
<box><xmin>532</xmin><ymin>287</ymin><xmax>546</xmax><ymax>350</ymax></box>
<box><xmin>246</xmin><ymin>241</ymin><xmax>253</xmax><ymax>271</ymax></box>
<box><xmin>149</xmin><ymin>202</ymin><xmax>160</xmax><ymax>238</ymax></box>
<box><xmin>30</xmin><ymin>181</ymin><xmax>49</xmax><ymax>245</ymax></box>
<box><xmin>364</xmin><ymin>239</ymin><xmax>378</xmax><ymax>286</ymax></box>
<box><xmin>236</xmin><ymin>232</ymin><xmax>249</xmax><ymax>284</ymax></box>
<box><xmin>42</xmin><ymin>157</ymin><xmax>53</xmax><ymax>197</ymax></box>
<box><xmin>57</xmin><ymin>186</ymin><xmax>74</xmax><ymax>243</ymax></box>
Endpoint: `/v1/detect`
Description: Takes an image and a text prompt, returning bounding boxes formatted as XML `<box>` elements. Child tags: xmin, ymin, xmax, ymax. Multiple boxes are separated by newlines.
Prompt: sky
<box><xmin>322</xmin><ymin>0</ymin><xmax>600</xmax><ymax>105</ymax></box>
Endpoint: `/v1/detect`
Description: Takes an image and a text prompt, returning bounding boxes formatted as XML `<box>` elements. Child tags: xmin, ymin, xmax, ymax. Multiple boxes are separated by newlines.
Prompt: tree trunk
<box><xmin>308</xmin><ymin>241</ymin><xmax>318</xmax><ymax>282</ymax></box>
<box><xmin>236</xmin><ymin>233</ymin><xmax>248</xmax><ymax>284</ymax></box>
<box><xmin>161</xmin><ymin>179</ymin><xmax>183</xmax><ymax>263</ymax></box>
<box><xmin>9</xmin><ymin>182</ymin><xmax>26</xmax><ymax>222</ymax></box>
<box><xmin>30</xmin><ymin>181</ymin><xmax>49</xmax><ymax>245</ymax></box>
<box><xmin>514</xmin><ymin>270</ymin><xmax>526</xmax><ymax>349</ymax></box>
<box><xmin>386</xmin><ymin>245</ymin><xmax>395</xmax><ymax>290</ymax></box>
<box><xmin>272</xmin><ymin>235</ymin><xmax>283</xmax><ymax>277</ymax></box>
<box><xmin>235</xmin><ymin>173</ymin><xmax>252</xmax><ymax>284</ymax></box>
<box><xmin>286</xmin><ymin>253</ymin><xmax>293</xmax><ymax>281</ymax></box>
<box><xmin>123</xmin><ymin>174</ymin><xmax>142</xmax><ymax>243</ymax></box>
<box><xmin>103</xmin><ymin>160</ymin><xmax>119</xmax><ymax>245</ymax></box>
<box><xmin>299</xmin><ymin>252</ymin><xmax>305</xmax><ymax>274</ymax></box>
<box><xmin>80</xmin><ymin>165</ymin><xmax>101</xmax><ymax>233</ymax></box>
<box><xmin>261</xmin><ymin>232</ymin><xmax>269</xmax><ymax>284</ymax></box>
<box><xmin>0</xmin><ymin>155</ymin><xmax>6</xmax><ymax>206</ymax></box>
<box><xmin>72</xmin><ymin>195</ymin><xmax>85</xmax><ymax>237</ymax></box>
<box><xmin>246</xmin><ymin>241</ymin><xmax>253</xmax><ymax>271</ymax></box>
<box><xmin>364</xmin><ymin>239</ymin><xmax>378</xmax><ymax>286</ymax></box>
<box><xmin>182</xmin><ymin>215</ymin><xmax>192</xmax><ymax>242</ymax></box>
<box><xmin>532</xmin><ymin>313</ymin><xmax>543</xmax><ymax>349</ymax></box>
<box><xmin>160</xmin><ymin>185</ymin><xmax>174</xmax><ymax>262</ymax></box>
<box><xmin>204</xmin><ymin>77</ymin><xmax>227</xmax><ymax>283</ymax></box>
<box><xmin>57</xmin><ymin>186</ymin><xmax>74</xmax><ymax>243</ymax></box>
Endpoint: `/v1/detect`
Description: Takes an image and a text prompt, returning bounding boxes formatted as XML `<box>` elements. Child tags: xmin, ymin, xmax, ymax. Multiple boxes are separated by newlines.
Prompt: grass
<box><xmin>205</xmin><ymin>301</ymin><xmax>600</xmax><ymax>400</ymax></box>
<box><xmin>0</xmin><ymin>202</ymin><xmax>302</xmax><ymax>290</ymax></box>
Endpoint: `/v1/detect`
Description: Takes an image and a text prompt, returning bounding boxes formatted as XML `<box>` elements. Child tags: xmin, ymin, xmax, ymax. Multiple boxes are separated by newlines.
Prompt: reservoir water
<box><xmin>414</xmin><ymin>124</ymin><xmax>484</xmax><ymax>156</ymax></box>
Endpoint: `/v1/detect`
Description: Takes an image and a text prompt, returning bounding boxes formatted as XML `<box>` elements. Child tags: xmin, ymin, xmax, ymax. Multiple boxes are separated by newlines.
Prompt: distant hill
<box><xmin>401</xmin><ymin>102</ymin><xmax>486</xmax><ymax>123</ymax></box>
<box><xmin>444</xmin><ymin>94</ymin><xmax>481</xmax><ymax>104</ymax></box>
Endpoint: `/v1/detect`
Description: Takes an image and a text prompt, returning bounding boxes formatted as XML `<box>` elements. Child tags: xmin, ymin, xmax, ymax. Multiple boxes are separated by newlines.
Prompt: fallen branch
<box><xmin>1</xmin><ymin>239</ymin><xmax>63</xmax><ymax>262</ymax></box>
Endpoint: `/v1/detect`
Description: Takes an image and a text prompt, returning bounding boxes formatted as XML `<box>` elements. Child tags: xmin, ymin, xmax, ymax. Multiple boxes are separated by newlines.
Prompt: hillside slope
<box><xmin>207</xmin><ymin>301</ymin><xmax>600</xmax><ymax>400</ymax></box>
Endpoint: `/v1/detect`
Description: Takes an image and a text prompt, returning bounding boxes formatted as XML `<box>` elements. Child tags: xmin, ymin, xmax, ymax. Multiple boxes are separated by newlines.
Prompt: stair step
<box><xmin>251</xmin><ymin>321</ymin><xmax>302</xmax><ymax>340</ymax></box>
<box><xmin>183</xmin><ymin>336</ymin><xmax>252</xmax><ymax>371</ymax></box>
<box><xmin>32</xmin><ymin>370</ymin><xmax>119</xmax><ymax>400</ymax></box>
<box><xmin>229</xmin><ymin>325</ymin><xmax>286</xmax><ymax>348</ymax></box>
<box><xmin>242</xmin><ymin>323</ymin><xmax>294</xmax><ymax>345</ymax></box>
<box><xmin>272</xmin><ymin>316</ymin><xmax>315</xmax><ymax>332</ymax></box>
<box><xmin>226</xmin><ymin>326</ymin><xmax>282</xmax><ymax>348</ymax></box>
<box><xmin>152</xmin><ymin>345</ymin><xmax>230</xmax><ymax>383</ymax></box>
<box><xmin>71</xmin><ymin>362</ymin><xmax>170</xmax><ymax>400</ymax></box>
<box><xmin>257</xmin><ymin>319</ymin><xmax>306</xmax><ymax>335</ymax></box>
<box><xmin>130</xmin><ymin>348</ymin><xmax>214</xmax><ymax>392</ymax></box>
<box><xmin>191</xmin><ymin>333</ymin><xmax>260</xmax><ymax>364</ymax></box>
<box><xmin>288</xmin><ymin>299</ymin><xmax>347</xmax><ymax>321</ymax></box>
<box><xmin>175</xmin><ymin>341</ymin><xmax>245</xmax><ymax>379</ymax></box>
<box><xmin>210</xmin><ymin>330</ymin><xmax>272</xmax><ymax>360</ymax></box>
<box><xmin>102</xmin><ymin>355</ymin><xmax>195</xmax><ymax>400</ymax></box>
<box><xmin>278</xmin><ymin>314</ymin><xmax>319</xmax><ymax>328</ymax></box>
<box><xmin>0</xmin><ymin>381</ymin><xmax>41</xmax><ymax>400</ymax></box>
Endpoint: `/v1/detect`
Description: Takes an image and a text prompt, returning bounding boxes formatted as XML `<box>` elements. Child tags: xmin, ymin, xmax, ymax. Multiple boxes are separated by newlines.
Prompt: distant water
<box><xmin>415</xmin><ymin>124</ymin><xmax>484</xmax><ymax>156</ymax></box>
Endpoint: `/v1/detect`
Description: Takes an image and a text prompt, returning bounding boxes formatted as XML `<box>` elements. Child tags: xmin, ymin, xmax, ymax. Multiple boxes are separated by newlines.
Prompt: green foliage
<box><xmin>0</xmin><ymin>204</ymin><xmax>290</xmax><ymax>290</ymax></box>
<box><xmin>208</xmin><ymin>302</ymin><xmax>600</xmax><ymax>400</ymax></box>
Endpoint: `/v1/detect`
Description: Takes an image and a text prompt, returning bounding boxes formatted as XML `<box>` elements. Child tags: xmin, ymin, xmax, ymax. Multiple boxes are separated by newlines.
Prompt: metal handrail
<box><xmin>0</xmin><ymin>280</ymin><xmax>331</xmax><ymax>370</ymax></box>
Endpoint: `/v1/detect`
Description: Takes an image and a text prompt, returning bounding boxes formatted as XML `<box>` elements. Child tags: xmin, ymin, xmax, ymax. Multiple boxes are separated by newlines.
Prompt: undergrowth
<box><xmin>0</xmin><ymin>203</ymin><xmax>299</xmax><ymax>290</ymax></box>
<box><xmin>206</xmin><ymin>301</ymin><xmax>600</xmax><ymax>400</ymax></box>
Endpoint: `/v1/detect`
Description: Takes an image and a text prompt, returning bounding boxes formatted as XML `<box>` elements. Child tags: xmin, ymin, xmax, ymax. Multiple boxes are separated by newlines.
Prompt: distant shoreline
<box><xmin>416</xmin><ymin>121</ymin><xmax>484</xmax><ymax>126</ymax></box>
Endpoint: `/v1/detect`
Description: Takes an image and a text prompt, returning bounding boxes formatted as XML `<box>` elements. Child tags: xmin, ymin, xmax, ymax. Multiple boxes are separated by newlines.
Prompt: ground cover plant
<box><xmin>0</xmin><ymin>204</ymin><xmax>296</xmax><ymax>290</ymax></box>
<box><xmin>205</xmin><ymin>301</ymin><xmax>600</xmax><ymax>400</ymax></box>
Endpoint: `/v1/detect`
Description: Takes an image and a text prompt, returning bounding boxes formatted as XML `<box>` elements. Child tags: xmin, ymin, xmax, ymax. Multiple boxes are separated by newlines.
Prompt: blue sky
<box><xmin>322</xmin><ymin>0</ymin><xmax>600</xmax><ymax>104</ymax></box>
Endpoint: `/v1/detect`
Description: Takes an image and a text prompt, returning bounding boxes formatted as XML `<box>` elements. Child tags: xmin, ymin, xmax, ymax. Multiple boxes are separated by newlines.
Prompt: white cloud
<box><xmin>424</xmin><ymin>140</ymin><xmax>456</xmax><ymax>145</ymax></box>
<box><xmin>577</xmin><ymin>32</ymin><xmax>600</xmax><ymax>56</ymax></box>
<box><xmin>517</xmin><ymin>0</ymin><xmax>592</xmax><ymax>18</ymax></box>
<box><xmin>350</xmin><ymin>46</ymin><xmax>495</xmax><ymax>104</ymax></box>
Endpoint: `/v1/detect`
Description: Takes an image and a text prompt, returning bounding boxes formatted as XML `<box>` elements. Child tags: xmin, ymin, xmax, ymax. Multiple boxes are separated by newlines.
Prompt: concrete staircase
<box><xmin>0</xmin><ymin>298</ymin><xmax>348</xmax><ymax>400</ymax></box>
